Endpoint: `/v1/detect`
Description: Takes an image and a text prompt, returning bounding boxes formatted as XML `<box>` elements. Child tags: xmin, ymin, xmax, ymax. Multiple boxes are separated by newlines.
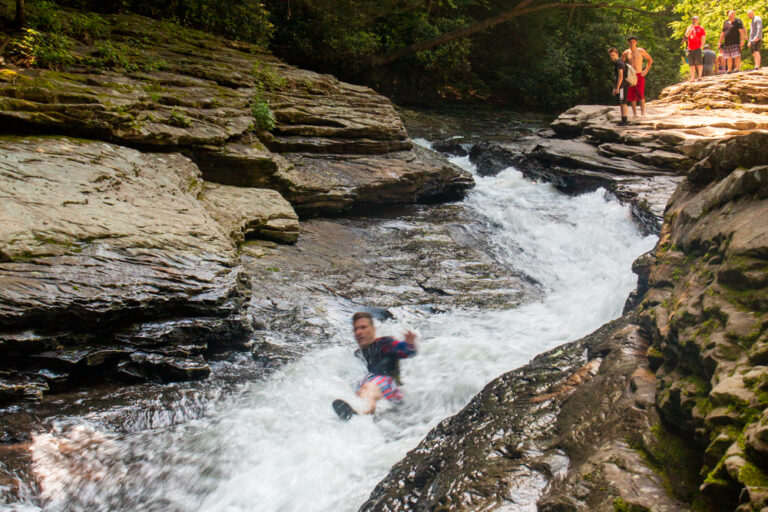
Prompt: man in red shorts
<box><xmin>622</xmin><ymin>35</ymin><xmax>653</xmax><ymax>117</ymax></box>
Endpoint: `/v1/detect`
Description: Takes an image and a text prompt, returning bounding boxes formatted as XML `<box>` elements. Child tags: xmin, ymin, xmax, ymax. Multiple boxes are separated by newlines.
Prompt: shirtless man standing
<box><xmin>622</xmin><ymin>36</ymin><xmax>653</xmax><ymax>117</ymax></box>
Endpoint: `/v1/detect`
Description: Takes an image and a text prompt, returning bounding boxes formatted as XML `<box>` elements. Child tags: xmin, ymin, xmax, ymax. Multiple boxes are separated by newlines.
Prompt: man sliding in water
<box><xmin>333</xmin><ymin>312</ymin><xmax>417</xmax><ymax>420</ymax></box>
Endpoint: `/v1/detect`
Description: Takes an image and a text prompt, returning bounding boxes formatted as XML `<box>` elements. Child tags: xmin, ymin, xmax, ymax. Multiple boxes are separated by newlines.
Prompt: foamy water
<box><xmin>1</xmin><ymin>153</ymin><xmax>656</xmax><ymax>512</ymax></box>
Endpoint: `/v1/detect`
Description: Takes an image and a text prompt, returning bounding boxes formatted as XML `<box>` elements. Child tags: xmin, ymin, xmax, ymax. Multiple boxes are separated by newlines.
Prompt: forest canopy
<box><xmin>3</xmin><ymin>0</ymin><xmax>763</xmax><ymax>109</ymax></box>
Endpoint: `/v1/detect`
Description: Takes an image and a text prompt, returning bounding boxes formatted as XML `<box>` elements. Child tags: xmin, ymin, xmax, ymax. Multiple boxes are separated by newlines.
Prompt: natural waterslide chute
<box><xmin>1</xmin><ymin>153</ymin><xmax>656</xmax><ymax>512</ymax></box>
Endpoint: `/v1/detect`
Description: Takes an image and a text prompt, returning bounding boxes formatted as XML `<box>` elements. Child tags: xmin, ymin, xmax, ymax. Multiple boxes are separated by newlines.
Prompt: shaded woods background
<box><xmin>4</xmin><ymin>0</ymin><xmax>766</xmax><ymax>109</ymax></box>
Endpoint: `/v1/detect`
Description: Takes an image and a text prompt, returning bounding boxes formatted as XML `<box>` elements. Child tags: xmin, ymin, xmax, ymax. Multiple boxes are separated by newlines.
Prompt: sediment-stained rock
<box><xmin>360</xmin><ymin>316</ymin><xmax>691</xmax><ymax>512</ymax></box>
<box><xmin>280</xmin><ymin>146</ymin><xmax>473</xmax><ymax>215</ymax></box>
<box><xmin>0</xmin><ymin>137</ymin><xmax>259</xmax><ymax>401</ymax></box>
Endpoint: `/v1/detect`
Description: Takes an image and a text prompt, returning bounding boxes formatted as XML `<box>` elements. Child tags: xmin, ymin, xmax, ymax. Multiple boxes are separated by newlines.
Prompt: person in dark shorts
<box><xmin>703</xmin><ymin>44</ymin><xmax>717</xmax><ymax>76</ymax></box>
<box><xmin>685</xmin><ymin>15</ymin><xmax>706</xmax><ymax>81</ymax></box>
<box><xmin>719</xmin><ymin>10</ymin><xmax>746</xmax><ymax>72</ymax></box>
<box><xmin>351</xmin><ymin>312</ymin><xmax>416</xmax><ymax>415</ymax></box>
<box><xmin>748</xmin><ymin>10</ymin><xmax>763</xmax><ymax>69</ymax></box>
<box><xmin>609</xmin><ymin>47</ymin><xmax>629</xmax><ymax>126</ymax></box>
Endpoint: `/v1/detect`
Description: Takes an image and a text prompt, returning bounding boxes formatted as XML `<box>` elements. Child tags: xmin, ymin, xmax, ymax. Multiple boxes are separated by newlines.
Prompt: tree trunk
<box><xmin>15</xmin><ymin>0</ymin><xmax>25</xmax><ymax>28</ymax></box>
<box><xmin>372</xmin><ymin>1</ymin><xmax>663</xmax><ymax>66</ymax></box>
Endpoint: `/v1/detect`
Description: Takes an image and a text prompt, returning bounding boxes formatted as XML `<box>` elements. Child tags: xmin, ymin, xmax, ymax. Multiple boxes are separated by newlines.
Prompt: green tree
<box><xmin>670</xmin><ymin>0</ymin><xmax>767</xmax><ymax>70</ymax></box>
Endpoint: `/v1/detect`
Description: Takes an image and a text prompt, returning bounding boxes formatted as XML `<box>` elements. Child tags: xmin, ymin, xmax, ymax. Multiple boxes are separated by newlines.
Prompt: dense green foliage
<box><xmin>671</xmin><ymin>0</ymin><xmax>767</xmax><ymax>70</ymax></box>
<box><xmin>264</xmin><ymin>0</ymin><xmax>680</xmax><ymax>109</ymax></box>
<box><xmin>5</xmin><ymin>0</ymin><xmax>751</xmax><ymax>110</ymax></box>
<box><xmin>48</xmin><ymin>0</ymin><xmax>273</xmax><ymax>47</ymax></box>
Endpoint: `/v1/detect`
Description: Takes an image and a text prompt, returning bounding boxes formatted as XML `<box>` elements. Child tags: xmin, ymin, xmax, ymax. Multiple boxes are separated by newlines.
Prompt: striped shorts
<box><xmin>358</xmin><ymin>374</ymin><xmax>403</xmax><ymax>402</ymax></box>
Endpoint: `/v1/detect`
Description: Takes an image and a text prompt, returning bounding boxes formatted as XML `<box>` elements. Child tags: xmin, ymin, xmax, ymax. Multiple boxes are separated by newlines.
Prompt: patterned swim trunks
<box><xmin>358</xmin><ymin>374</ymin><xmax>403</xmax><ymax>402</ymax></box>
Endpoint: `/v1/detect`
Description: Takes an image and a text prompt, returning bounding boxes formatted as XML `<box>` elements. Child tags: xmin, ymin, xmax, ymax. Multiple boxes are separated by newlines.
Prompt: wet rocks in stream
<box><xmin>0</xmin><ymin>11</ymin><xmax>473</xmax><ymax>404</ymax></box>
<box><xmin>359</xmin><ymin>315</ymin><xmax>690</xmax><ymax>512</ymax></box>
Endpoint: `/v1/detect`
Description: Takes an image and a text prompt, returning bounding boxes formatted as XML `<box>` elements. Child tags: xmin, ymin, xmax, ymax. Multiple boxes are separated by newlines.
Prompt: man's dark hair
<box><xmin>352</xmin><ymin>311</ymin><xmax>373</xmax><ymax>325</ymax></box>
<box><xmin>608</xmin><ymin>47</ymin><xmax>619</xmax><ymax>54</ymax></box>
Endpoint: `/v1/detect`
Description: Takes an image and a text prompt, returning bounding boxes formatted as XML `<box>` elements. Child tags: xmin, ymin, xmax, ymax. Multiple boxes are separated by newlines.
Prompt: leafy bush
<box><xmin>251</xmin><ymin>100</ymin><xmax>276</xmax><ymax>131</ymax></box>
<box><xmin>89</xmin><ymin>42</ymin><xmax>137</xmax><ymax>71</ymax></box>
<box><xmin>27</xmin><ymin>1</ymin><xmax>108</xmax><ymax>43</ymax></box>
<box><xmin>169</xmin><ymin>108</ymin><xmax>193</xmax><ymax>127</ymax></box>
<box><xmin>55</xmin><ymin>0</ymin><xmax>274</xmax><ymax>48</ymax></box>
<box><xmin>10</xmin><ymin>29</ymin><xmax>77</xmax><ymax>70</ymax></box>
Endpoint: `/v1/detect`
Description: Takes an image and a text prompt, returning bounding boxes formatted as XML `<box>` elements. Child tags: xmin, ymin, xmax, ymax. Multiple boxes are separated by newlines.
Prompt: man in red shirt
<box><xmin>685</xmin><ymin>15</ymin><xmax>706</xmax><ymax>81</ymax></box>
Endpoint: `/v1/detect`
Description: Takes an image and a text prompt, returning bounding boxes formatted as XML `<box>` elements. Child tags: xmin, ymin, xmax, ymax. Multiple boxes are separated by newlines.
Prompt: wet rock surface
<box><xmin>0</xmin><ymin>11</ymin><xmax>472</xmax><ymax>405</ymax></box>
<box><xmin>360</xmin><ymin>316</ymin><xmax>690</xmax><ymax>512</ymax></box>
<box><xmin>359</xmin><ymin>74</ymin><xmax>768</xmax><ymax>512</ymax></box>
<box><xmin>0</xmin><ymin>136</ymin><xmax>267</xmax><ymax>400</ymax></box>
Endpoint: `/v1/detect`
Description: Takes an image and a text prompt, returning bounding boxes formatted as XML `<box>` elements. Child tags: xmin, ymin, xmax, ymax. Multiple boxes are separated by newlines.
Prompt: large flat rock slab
<box><xmin>551</xmin><ymin>69</ymin><xmax>768</xmax><ymax>165</ymax></box>
<box><xmin>0</xmin><ymin>136</ymin><xmax>256</xmax><ymax>400</ymax></box>
<box><xmin>0</xmin><ymin>137</ymin><xmax>232</xmax><ymax>260</ymax></box>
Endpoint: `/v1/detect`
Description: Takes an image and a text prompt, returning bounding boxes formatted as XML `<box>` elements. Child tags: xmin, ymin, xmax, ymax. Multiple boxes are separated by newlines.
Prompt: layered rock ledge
<box><xmin>433</xmin><ymin>69</ymin><xmax>768</xmax><ymax>235</ymax></box>
<box><xmin>0</xmin><ymin>14</ymin><xmax>472</xmax><ymax>216</ymax></box>
<box><xmin>363</xmin><ymin>72</ymin><xmax>768</xmax><ymax>511</ymax></box>
<box><xmin>0</xmin><ymin>137</ymin><xmax>261</xmax><ymax>401</ymax></box>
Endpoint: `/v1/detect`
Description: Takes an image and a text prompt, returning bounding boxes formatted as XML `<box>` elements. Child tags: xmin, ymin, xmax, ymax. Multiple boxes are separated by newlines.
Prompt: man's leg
<box><xmin>630</xmin><ymin>101</ymin><xmax>637</xmax><ymax>117</ymax></box>
<box><xmin>698</xmin><ymin>65</ymin><xmax>704</xmax><ymax>79</ymax></box>
<box><xmin>356</xmin><ymin>380</ymin><xmax>383</xmax><ymax>414</ymax></box>
<box><xmin>726</xmin><ymin>57</ymin><xmax>733</xmax><ymax>71</ymax></box>
<box><xmin>734</xmin><ymin>56</ymin><xmax>741</xmax><ymax>71</ymax></box>
<box><xmin>635</xmin><ymin>75</ymin><xmax>646</xmax><ymax>115</ymax></box>
<box><xmin>754</xmin><ymin>50</ymin><xmax>761</xmax><ymax>68</ymax></box>
<box><xmin>689</xmin><ymin>65</ymin><xmax>696</xmax><ymax>81</ymax></box>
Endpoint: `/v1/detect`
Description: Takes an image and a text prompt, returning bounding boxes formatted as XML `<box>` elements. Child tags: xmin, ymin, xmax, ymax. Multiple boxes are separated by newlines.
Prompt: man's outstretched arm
<box><xmin>381</xmin><ymin>331</ymin><xmax>417</xmax><ymax>358</ymax></box>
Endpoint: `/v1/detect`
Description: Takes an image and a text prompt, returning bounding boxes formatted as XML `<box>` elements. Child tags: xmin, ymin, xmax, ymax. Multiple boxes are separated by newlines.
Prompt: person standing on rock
<box><xmin>719</xmin><ymin>10</ymin><xmax>746</xmax><ymax>72</ymax></box>
<box><xmin>685</xmin><ymin>15</ymin><xmax>706</xmax><ymax>81</ymax></box>
<box><xmin>334</xmin><ymin>312</ymin><xmax>417</xmax><ymax>418</ymax></box>
<box><xmin>622</xmin><ymin>36</ymin><xmax>653</xmax><ymax>117</ymax></box>
<box><xmin>609</xmin><ymin>47</ymin><xmax>630</xmax><ymax>126</ymax></box>
<box><xmin>703</xmin><ymin>44</ymin><xmax>718</xmax><ymax>76</ymax></box>
<box><xmin>748</xmin><ymin>10</ymin><xmax>763</xmax><ymax>69</ymax></box>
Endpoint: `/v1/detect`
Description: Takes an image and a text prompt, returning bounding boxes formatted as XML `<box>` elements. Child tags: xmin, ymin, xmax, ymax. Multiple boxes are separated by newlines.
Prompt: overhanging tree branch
<box><xmin>372</xmin><ymin>1</ymin><xmax>666</xmax><ymax>66</ymax></box>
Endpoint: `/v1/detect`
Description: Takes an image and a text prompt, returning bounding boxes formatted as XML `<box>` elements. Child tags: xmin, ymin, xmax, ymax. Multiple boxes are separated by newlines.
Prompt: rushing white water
<box><xmin>2</xmin><ymin>156</ymin><xmax>656</xmax><ymax>512</ymax></box>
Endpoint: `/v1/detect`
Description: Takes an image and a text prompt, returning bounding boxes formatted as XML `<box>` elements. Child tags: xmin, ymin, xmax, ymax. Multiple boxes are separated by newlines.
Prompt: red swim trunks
<box><xmin>628</xmin><ymin>74</ymin><xmax>645</xmax><ymax>102</ymax></box>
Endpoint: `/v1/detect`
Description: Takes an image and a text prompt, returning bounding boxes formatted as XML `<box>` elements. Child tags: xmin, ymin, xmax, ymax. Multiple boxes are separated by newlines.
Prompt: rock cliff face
<box><xmin>639</xmin><ymin>132</ymin><xmax>768</xmax><ymax>511</ymax></box>
<box><xmin>363</xmin><ymin>72</ymin><xmax>768</xmax><ymax>511</ymax></box>
<box><xmin>0</xmin><ymin>13</ymin><xmax>471</xmax><ymax>401</ymax></box>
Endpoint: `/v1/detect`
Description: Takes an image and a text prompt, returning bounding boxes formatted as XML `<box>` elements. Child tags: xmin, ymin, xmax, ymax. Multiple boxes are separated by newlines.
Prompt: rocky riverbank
<box><xmin>363</xmin><ymin>71</ymin><xmax>768</xmax><ymax>511</ymax></box>
<box><xmin>0</xmin><ymin>11</ymin><xmax>471</xmax><ymax>402</ymax></box>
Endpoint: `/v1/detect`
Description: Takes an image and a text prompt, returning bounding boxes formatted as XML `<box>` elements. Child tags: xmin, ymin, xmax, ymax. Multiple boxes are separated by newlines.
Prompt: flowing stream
<box><xmin>1</xmin><ymin>148</ymin><xmax>657</xmax><ymax>512</ymax></box>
